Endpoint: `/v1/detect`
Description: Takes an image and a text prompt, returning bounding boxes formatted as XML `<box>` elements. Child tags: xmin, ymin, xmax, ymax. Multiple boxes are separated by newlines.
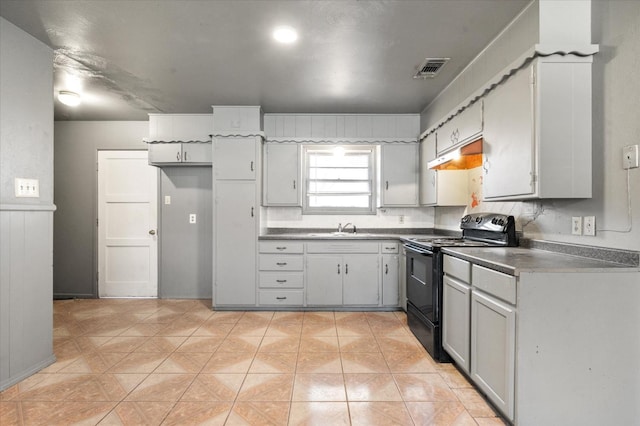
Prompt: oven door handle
<box><xmin>403</xmin><ymin>243</ymin><xmax>432</xmax><ymax>255</ymax></box>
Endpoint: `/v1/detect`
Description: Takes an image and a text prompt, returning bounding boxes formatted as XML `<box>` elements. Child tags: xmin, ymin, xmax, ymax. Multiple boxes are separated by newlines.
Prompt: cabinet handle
<box><xmin>276</xmin><ymin>296</ymin><xmax>287</xmax><ymax>300</ymax></box>
<box><xmin>483</xmin><ymin>159</ymin><xmax>490</xmax><ymax>174</ymax></box>
<box><xmin>250</xmin><ymin>161</ymin><xmax>254</xmax><ymax>171</ymax></box>
<box><xmin>385</xmin><ymin>264</ymin><xmax>389</xmax><ymax>275</ymax></box>
<box><xmin>176</xmin><ymin>151</ymin><xmax>181</xmax><ymax>161</ymax></box>
<box><xmin>293</xmin><ymin>180</ymin><xmax>296</xmax><ymax>189</ymax></box>
<box><xmin>184</xmin><ymin>151</ymin><xmax>188</xmax><ymax>161</ymax></box>
<box><xmin>337</xmin><ymin>264</ymin><xmax>340</xmax><ymax>274</ymax></box>
<box><xmin>276</xmin><ymin>262</ymin><xmax>287</xmax><ymax>266</ymax></box>
<box><xmin>276</xmin><ymin>279</ymin><xmax>287</xmax><ymax>283</ymax></box>
<box><xmin>345</xmin><ymin>264</ymin><xmax>349</xmax><ymax>274</ymax></box>
<box><xmin>276</xmin><ymin>247</ymin><xmax>287</xmax><ymax>250</ymax></box>
<box><xmin>385</xmin><ymin>181</ymin><xmax>389</xmax><ymax>190</ymax></box>
<box><xmin>251</xmin><ymin>207</ymin><xmax>254</xmax><ymax>217</ymax></box>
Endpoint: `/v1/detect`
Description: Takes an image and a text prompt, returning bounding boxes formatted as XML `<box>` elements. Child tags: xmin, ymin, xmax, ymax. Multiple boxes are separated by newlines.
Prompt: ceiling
<box><xmin>0</xmin><ymin>0</ymin><xmax>530</xmax><ymax>121</ymax></box>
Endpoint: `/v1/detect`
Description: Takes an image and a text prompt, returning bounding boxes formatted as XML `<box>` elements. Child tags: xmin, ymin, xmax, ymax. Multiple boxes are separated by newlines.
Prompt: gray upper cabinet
<box><xmin>263</xmin><ymin>143</ymin><xmax>300</xmax><ymax>206</ymax></box>
<box><xmin>380</xmin><ymin>144</ymin><xmax>419</xmax><ymax>207</ymax></box>
<box><xmin>147</xmin><ymin>114</ymin><xmax>213</xmax><ymax>166</ymax></box>
<box><xmin>436</xmin><ymin>101</ymin><xmax>483</xmax><ymax>156</ymax></box>
<box><xmin>214</xmin><ymin>137</ymin><xmax>258</xmax><ymax>180</ymax></box>
<box><xmin>148</xmin><ymin>142</ymin><xmax>212</xmax><ymax>165</ymax></box>
<box><xmin>483</xmin><ymin>56</ymin><xmax>593</xmax><ymax>200</ymax></box>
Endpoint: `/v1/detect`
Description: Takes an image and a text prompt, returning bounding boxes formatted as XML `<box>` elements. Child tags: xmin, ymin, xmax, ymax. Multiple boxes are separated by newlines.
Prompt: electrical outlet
<box><xmin>189</xmin><ymin>213</ymin><xmax>197</xmax><ymax>224</ymax></box>
<box><xmin>623</xmin><ymin>144</ymin><xmax>639</xmax><ymax>169</ymax></box>
<box><xmin>571</xmin><ymin>216</ymin><xmax>582</xmax><ymax>235</ymax></box>
<box><xmin>583</xmin><ymin>216</ymin><xmax>596</xmax><ymax>236</ymax></box>
<box><xmin>399</xmin><ymin>215</ymin><xmax>405</xmax><ymax>224</ymax></box>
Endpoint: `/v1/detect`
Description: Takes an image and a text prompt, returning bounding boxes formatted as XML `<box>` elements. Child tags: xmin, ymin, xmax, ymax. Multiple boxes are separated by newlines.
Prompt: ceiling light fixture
<box><xmin>273</xmin><ymin>26</ymin><xmax>298</xmax><ymax>44</ymax></box>
<box><xmin>58</xmin><ymin>90</ymin><xmax>81</xmax><ymax>107</ymax></box>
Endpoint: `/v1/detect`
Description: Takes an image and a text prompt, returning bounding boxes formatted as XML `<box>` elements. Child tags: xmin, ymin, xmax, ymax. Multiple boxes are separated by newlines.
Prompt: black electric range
<box><xmin>401</xmin><ymin>213</ymin><xmax>518</xmax><ymax>361</ymax></box>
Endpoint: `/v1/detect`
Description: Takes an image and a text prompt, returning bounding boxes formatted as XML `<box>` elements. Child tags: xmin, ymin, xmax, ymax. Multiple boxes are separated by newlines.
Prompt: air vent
<box><xmin>413</xmin><ymin>57</ymin><xmax>450</xmax><ymax>79</ymax></box>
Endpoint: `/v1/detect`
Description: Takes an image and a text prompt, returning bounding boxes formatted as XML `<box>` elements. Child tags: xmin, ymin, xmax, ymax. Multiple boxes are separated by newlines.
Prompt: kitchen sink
<box><xmin>305</xmin><ymin>232</ymin><xmax>373</xmax><ymax>237</ymax></box>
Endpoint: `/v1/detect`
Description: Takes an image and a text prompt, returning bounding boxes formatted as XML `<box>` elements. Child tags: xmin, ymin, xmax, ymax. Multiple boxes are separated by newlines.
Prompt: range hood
<box><xmin>427</xmin><ymin>138</ymin><xmax>483</xmax><ymax>170</ymax></box>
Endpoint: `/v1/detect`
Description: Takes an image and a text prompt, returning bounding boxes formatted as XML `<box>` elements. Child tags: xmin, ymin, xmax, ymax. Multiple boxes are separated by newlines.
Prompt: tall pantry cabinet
<box><xmin>212</xmin><ymin>106</ymin><xmax>263</xmax><ymax>307</ymax></box>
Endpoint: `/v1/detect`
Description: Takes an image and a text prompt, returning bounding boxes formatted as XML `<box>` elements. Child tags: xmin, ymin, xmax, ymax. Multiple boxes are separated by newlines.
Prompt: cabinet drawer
<box><xmin>259</xmin><ymin>290</ymin><xmax>304</xmax><ymax>306</ymax></box>
<box><xmin>381</xmin><ymin>243</ymin><xmax>399</xmax><ymax>254</ymax></box>
<box><xmin>259</xmin><ymin>254</ymin><xmax>304</xmax><ymax>271</ymax></box>
<box><xmin>259</xmin><ymin>272</ymin><xmax>304</xmax><ymax>289</ymax></box>
<box><xmin>472</xmin><ymin>264</ymin><xmax>516</xmax><ymax>305</ymax></box>
<box><xmin>259</xmin><ymin>241</ymin><xmax>304</xmax><ymax>254</ymax></box>
<box><xmin>444</xmin><ymin>255</ymin><xmax>471</xmax><ymax>282</ymax></box>
<box><xmin>306</xmin><ymin>242</ymin><xmax>379</xmax><ymax>254</ymax></box>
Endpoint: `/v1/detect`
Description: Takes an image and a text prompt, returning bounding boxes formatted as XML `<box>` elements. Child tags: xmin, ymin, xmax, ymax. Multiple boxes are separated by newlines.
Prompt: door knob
<box><xmin>149</xmin><ymin>230</ymin><xmax>156</xmax><ymax>235</ymax></box>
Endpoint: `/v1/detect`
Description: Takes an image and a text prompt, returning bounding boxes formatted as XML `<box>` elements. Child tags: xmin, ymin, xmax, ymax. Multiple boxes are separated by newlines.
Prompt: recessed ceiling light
<box><xmin>58</xmin><ymin>90</ymin><xmax>81</xmax><ymax>107</ymax></box>
<box><xmin>273</xmin><ymin>26</ymin><xmax>298</xmax><ymax>44</ymax></box>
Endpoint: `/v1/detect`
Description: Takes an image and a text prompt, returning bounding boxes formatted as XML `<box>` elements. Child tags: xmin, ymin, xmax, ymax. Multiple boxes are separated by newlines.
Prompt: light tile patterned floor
<box><xmin>0</xmin><ymin>299</ymin><xmax>506</xmax><ymax>425</ymax></box>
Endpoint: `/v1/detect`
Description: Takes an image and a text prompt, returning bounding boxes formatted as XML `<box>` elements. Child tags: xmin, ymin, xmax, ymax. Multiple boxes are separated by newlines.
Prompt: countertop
<box><xmin>441</xmin><ymin>246</ymin><xmax>640</xmax><ymax>276</ymax></box>
<box><xmin>259</xmin><ymin>228</ymin><xmax>456</xmax><ymax>241</ymax></box>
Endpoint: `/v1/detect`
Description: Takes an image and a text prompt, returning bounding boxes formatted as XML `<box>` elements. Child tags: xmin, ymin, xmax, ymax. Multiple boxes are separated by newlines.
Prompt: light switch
<box><xmin>15</xmin><ymin>178</ymin><xmax>39</xmax><ymax>197</ymax></box>
<box><xmin>164</xmin><ymin>195</ymin><xmax>171</xmax><ymax>205</ymax></box>
<box><xmin>189</xmin><ymin>213</ymin><xmax>197</xmax><ymax>224</ymax></box>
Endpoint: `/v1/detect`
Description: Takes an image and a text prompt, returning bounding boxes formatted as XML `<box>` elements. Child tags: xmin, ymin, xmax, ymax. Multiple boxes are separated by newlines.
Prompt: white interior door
<box><xmin>98</xmin><ymin>151</ymin><xmax>158</xmax><ymax>297</ymax></box>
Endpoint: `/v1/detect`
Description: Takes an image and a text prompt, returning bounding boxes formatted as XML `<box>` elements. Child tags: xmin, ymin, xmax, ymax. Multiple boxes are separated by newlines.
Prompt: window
<box><xmin>303</xmin><ymin>145</ymin><xmax>376</xmax><ymax>214</ymax></box>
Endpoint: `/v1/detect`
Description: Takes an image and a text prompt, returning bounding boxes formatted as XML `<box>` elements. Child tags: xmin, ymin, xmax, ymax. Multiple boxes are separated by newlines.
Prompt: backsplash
<box><xmin>265</xmin><ymin>206</ymin><xmax>434</xmax><ymax>229</ymax></box>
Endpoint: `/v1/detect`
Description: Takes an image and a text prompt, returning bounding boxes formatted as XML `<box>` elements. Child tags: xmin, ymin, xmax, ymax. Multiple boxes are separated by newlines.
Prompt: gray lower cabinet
<box><xmin>256</xmin><ymin>240</ymin><xmax>399</xmax><ymax>308</ymax></box>
<box><xmin>442</xmin><ymin>255</ymin><xmax>472</xmax><ymax>373</ymax></box>
<box><xmin>443</xmin><ymin>275</ymin><xmax>471</xmax><ymax>373</ymax></box>
<box><xmin>381</xmin><ymin>254</ymin><xmax>399</xmax><ymax>306</ymax></box>
<box><xmin>258</xmin><ymin>241</ymin><xmax>304</xmax><ymax>306</ymax></box>
<box><xmin>342</xmin><ymin>255</ymin><xmax>380</xmax><ymax>305</ymax></box>
<box><xmin>306</xmin><ymin>254</ymin><xmax>380</xmax><ymax>306</ymax></box>
<box><xmin>306</xmin><ymin>255</ymin><xmax>343</xmax><ymax>305</ymax></box>
<box><xmin>471</xmin><ymin>289</ymin><xmax>516</xmax><ymax>421</ymax></box>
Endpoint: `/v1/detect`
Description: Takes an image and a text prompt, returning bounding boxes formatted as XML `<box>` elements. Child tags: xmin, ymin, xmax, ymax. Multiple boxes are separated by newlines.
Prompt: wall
<box><xmin>53</xmin><ymin>121</ymin><xmax>148</xmax><ymax>297</ymax></box>
<box><xmin>422</xmin><ymin>1</ymin><xmax>640</xmax><ymax>252</ymax></box>
<box><xmin>159</xmin><ymin>167</ymin><xmax>212</xmax><ymax>298</ymax></box>
<box><xmin>0</xmin><ymin>17</ymin><xmax>55</xmax><ymax>390</ymax></box>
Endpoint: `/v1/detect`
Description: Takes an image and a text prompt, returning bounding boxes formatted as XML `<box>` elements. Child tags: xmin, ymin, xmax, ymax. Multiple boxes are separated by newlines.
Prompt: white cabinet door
<box><xmin>306</xmin><ymin>255</ymin><xmax>343</xmax><ymax>305</ymax></box>
<box><xmin>149</xmin><ymin>143</ymin><xmax>183</xmax><ymax>163</ymax></box>
<box><xmin>471</xmin><ymin>290</ymin><xmax>515</xmax><ymax>421</ymax></box>
<box><xmin>215</xmin><ymin>181</ymin><xmax>256</xmax><ymax>305</ymax></box>
<box><xmin>436</xmin><ymin>101</ymin><xmax>483</xmax><ymax>155</ymax></box>
<box><xmin>343</xmin><ymin>255</ymin><xmax>379</xmax><ymax>305</ymax></box>
<box><xmin>182</xmin><ymin>143</ymin><xmax>212</xmax><ymax>163</ymax></box>
<box><xmin>381</xmin><ymin>254</ymin><xmax>399</xmax><ymax>307</ymax></box>
<box><xmin>149</xmin><ymin>142</ymin><xmax>212</xmax><ymax>165</ymax></box>
<box><xmin>482</xmin><ymin>64</ymin><xmax>535</xmax><ymax>199</ymax></box>
<box><xmin>443</xmin><ymin>275</ymin><xmax>471</xmax><ymax>373</ymax></box>
<box><xmin>263</xmin><ymin>144</ymin><xmax>300</xmax><ymax>205</ymax></box>
<box><xmin>381</xmin><ymin>144</ymin><xmax>419</xmax><ymax>206</ymax></box>
<box><xmin>419</xmin><ymin>132</ymin><xmax>437</xmax><ymax>206</ymax></box>
<box><xmin>214</xmin><ymin>137</ymin><xmax>257</xmax><ymax>180</ymax></box>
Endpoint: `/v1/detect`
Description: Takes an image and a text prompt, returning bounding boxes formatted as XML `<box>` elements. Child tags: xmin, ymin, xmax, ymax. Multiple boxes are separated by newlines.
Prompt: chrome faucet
<box><xmin>338</xmin><ymin>222</ymin><xmax>357</xmax><ymax>233</ymax></box>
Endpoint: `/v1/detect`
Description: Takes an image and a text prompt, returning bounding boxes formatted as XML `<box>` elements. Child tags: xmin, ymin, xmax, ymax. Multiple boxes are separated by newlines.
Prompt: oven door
<box><xmin>404</xmin><ymin>244</ymin><xmax>435</xmax><ymax>322</ymax></box>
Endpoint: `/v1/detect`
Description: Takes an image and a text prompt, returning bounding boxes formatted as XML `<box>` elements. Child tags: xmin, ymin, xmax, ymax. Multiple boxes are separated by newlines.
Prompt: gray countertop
<box><xmin>259</xmin><ymin>228</ymin><xmax>457</xmax><ymax>241</ymax></box>
<box><xmin>441</xmin><ymin>246</ymin><xmax>640</xmax><ymax>276</ymax></box>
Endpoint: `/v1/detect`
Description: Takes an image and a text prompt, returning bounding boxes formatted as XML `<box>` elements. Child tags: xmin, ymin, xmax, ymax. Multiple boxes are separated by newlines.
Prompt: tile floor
<box><xmin>0</xmin><ymin>299</ymin><xmax>505</xmax><ymax>425</ymax></box>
